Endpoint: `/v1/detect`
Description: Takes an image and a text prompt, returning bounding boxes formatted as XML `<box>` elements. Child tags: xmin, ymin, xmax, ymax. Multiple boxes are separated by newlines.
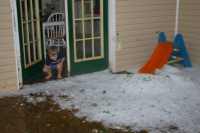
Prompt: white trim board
<box><xmin>10</xmin><ymin>0</ymin><xmax>23</xmax><ymax>89</ymax></box>
<box><xmin>175</xmin><ymin>0</ymin><xmax>180</xmax><ymax>35</ymax></box>
<box><xmin>108</xmin><ymin>0</ymin><xmax>117</xmax><ymax>73</ymax></box>
<box><xmin>64</xmin><ymin>0</ymin><xmax>71</xmax><ymax>75</ymax></box>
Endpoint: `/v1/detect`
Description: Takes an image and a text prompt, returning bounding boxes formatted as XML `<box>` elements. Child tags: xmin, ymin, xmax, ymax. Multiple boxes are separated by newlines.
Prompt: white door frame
<box><xmin>64</xmin><ymin>0</ymin><xmax>71</xmax><ymax>75</ymax></box>
<box><xmin>10</xmin><ymin>0</ymin><xmax>23</xmax><ymax>89</ymax></box>
<box><xmin>108</xmin><ymin>0</ymin><xmax>117</xmax><ymax>72</ymax></box>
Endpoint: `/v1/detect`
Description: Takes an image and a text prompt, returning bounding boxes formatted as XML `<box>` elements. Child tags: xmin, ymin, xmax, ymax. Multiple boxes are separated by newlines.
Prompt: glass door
<box><xmin>68</xmin><ymin>0</ymin><xmax>108</xmax><ymax>75</ymax></box>
<box><xmin>17</xmin><ymin>0</ymin><xmax>44</xmax><ymax>83</ymax></box>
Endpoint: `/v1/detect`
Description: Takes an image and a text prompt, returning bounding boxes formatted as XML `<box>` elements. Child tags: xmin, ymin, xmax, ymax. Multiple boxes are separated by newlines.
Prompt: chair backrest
<box><xmin>43</xmin><ymin>12</ymin><xmax>66</xmax><ymax>47</ymax></box>
<box><xmin>47</xmin><ymin>12</ymin><xmax>65</xmax><ymax>22</ymax></box>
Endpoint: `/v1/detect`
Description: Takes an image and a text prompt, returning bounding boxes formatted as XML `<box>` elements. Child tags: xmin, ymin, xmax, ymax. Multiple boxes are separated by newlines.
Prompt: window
<box><xmin>20</xmin><ymin>0</ymin><xmax>42</xmax><ymax>68</ymax></box>
<box><xmin>73</xmin><ymin>0</ymin><xmax>104</xmax><ymax>62</ymax></box>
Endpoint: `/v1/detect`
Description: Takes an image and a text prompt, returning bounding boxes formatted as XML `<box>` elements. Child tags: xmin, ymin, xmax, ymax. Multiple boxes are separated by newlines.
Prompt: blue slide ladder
<box><xmin>158</xmin><ymin>32</ymin><xmax>192</xmax><ymax>67</ymax></box>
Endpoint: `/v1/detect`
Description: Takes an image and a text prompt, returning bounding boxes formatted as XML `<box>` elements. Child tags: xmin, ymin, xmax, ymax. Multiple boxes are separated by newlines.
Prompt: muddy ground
<box><xmin>0</xmin><ymin>95</ymin><xmax>148</xmax><ymax>133</ymax></box>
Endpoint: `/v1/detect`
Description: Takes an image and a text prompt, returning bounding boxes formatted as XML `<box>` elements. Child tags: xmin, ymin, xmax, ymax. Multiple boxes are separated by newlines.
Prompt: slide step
<box><xmin>168</xmin><ymin>57</ymin><xmax>184</xmax><ymax>64</ymax></box>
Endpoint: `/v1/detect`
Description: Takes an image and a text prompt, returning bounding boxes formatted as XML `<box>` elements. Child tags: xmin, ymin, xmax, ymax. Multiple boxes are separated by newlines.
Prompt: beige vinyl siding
<box><xmin>179</xmin><ymin>0</ymin><xmax>200</xmax><ymax>64</ymax></box>
<box><xmin>0</xmin><ymin>0</ymin><xmax>18</xmax><ymax>90</ymax></box>
<box><xmin>115</xmin><ymin>0</ymin><xmax>176</xmax><ymax>72</ymax></box>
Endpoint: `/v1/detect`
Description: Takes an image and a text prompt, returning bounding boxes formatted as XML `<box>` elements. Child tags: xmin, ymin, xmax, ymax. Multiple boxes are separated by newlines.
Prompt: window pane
<box><xmin>94</xmin><ymin>39</ymin><xmax>101</xmax><ymax>57</ymax></box>
<box><xmin>28</xmin><ymin>22</ymin><xmax>33</xmax><ymax>41</ymax></box>
<box><xmin>75</xmin><ymin>20</ymin><xmax>83</xmax><ymax>39</ymax></box>
<box><xmin>94</xmin><ymin>19</ymin><xmax>100</xmax><ymax>37</ymax></box>
<box><xmin>27</xmin><ymin>0</ymin><xmax>32</xmax><ymax>20</ymax></box>
<box><xmin>32</xmin><ymin>0</ymin><xmax>37</xmax><ymax>19</ymax></box>
<box><xmin>76</xmin><ymin>41</ymin><xmax>84</xmax><ymax>60</ymax></box>
<box><xmin>84</xmin><ymin>0</ymin><xmax>92</xmax><ymax>17</ymax></box>
<box><xmin>93</xmin><ymin>0</ymin><xmax>100</xmax><ymax>17</ymax></box>
<box><xmin>23</xmin><ymin>23</ymin><xmax>27</xmax><ymax>44</ymax></box>
<box><xmin>21</xmin><ymin>0</ymin><xmax>26</xmax><ymax>21</ymax></box>
<box><xmin>30</xmin><ymin>43</ymin><xmax>35</xmax><ymax>62</ymax></box>
<box><xmin>24</xmin><ymin>45</ymin><xmax>29</xmax><ymax>66</ymax></box>
<box><xmin>84</xmin><ymin>20</ymin><xmax>92</xmax><ymax>38</ymax></box>
<box><xmin>34</xmin><ymin>21</ymin><xmax>38</xmax><ymax>41</ymax></box>
<box><xmin>85</xmin><ymin>39</ymin><xmax>92</xmax><ymax>58</ymax></box>
<box><xmin>35</xmin><ymin>41</ymin><xmax>39</xmax><ymax>60</ymax></box>
<box><xmin>74</xmin><ymin>0</ymin><xmax>82</xmax><ymax>18</ymax></box>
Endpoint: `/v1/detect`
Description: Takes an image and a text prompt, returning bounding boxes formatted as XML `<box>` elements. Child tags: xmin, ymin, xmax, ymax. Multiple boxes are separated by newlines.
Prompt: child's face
<box><xmin>48</xmin><ymin>49</ymin><xmax>58</xmax><ymax>61</ymax></box>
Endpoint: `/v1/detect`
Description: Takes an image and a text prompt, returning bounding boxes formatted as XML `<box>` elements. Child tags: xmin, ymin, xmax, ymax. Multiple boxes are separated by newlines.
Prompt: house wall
<box><xmin>0</xmin><ymin>0</ymin><xmax>18</xmax><ymax>90</ymax></box>
<box><xmin>115</xmin><ymin>0</ymin><xmax>177</xmax><ymax>72</ymax></box>
<box><xmin>179</xmin><ymin>0</ymin><xmax>200</xmax><ymax>64</ymax></box>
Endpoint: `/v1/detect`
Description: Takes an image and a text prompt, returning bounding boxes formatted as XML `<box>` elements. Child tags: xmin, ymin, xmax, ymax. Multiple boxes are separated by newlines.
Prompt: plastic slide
<box><xmin>139</xmin><ymin>42</ymin><xmax>173</xmax><ymax>74</ymax></box>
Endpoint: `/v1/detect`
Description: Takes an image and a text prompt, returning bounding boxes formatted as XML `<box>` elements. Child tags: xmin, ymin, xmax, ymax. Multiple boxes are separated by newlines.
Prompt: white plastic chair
<box><xmin>43</xmin><ymin>12</ymin><xmax>66</xmax><ymax>59</ymax></box>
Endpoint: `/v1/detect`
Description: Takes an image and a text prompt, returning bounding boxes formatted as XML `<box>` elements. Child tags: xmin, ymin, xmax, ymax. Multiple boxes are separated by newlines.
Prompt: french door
<box><xmin>17</xmin><ymin>0</ymin><xmax>44</xmax><ymax>83</ymax></box>
<box><xmin>68</xmin><ymin>0</ymin><xmax>108</xmax><ymax>75</ymax></box>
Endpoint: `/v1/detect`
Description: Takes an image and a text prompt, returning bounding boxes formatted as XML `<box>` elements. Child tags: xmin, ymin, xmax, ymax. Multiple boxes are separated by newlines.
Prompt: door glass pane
<box><xmin>24</xmin><ymin>45</ymin><xmax>29</xmax><ymax>66</ymax></box>
<box><xmin>30</xmin><ymin>43</ymin><xmax>35</xmax><ymax>62</ymax></box>
<box><xmin>84</xmin><ymin>0</ymin><xmax>92</xmax><ymax>17</ymax></box>
<box><xmin>21</xmin><ymin>0</ymin><xmax>26</xmax><ymax>21</ymax></box>
<box><xmin>28</xmin><ymin>22</ymin><xmax>33</xmax><ymax>41</ymax></box>
<box><xmin>32</xmin><ymin>0</ymin><xmax>37</xmax><ymax>19</ymax></box>
<box><xmin>84</xmin><ymin>20</ymin><xmax>92</xmax><ymax>38</ymax></box>
<box><xmin>23</xmin><ymin>23</ymin><xmax>27</xmax><ymax>43</ymax></box>
<box><xmin>94</xmin><ymin>39</ymin><xmax>101</xmax><ymax>57</ymax></box>
<box><xmin>74</xmin><ymin>0</ymin><xmax>82</xmax><ymax>18</ymax></box>
<box><xmin>75</xmin><ymin>20</ymin><xmax>83</xmax><ymax>39</ymax></box>
<box><xmin>94</xmin><ymin>19</ymin><xmax>100</xmax><ymax>37</ymax></box>
<box><xmin>85</xmin><ymin>39</ymin><xmax>92</xmax><ymax>58</ymax></box>
<box><xmin>76</xmin><ymin>41</ymin><xmax>84</xmax><ymax>59</ymax></box>
<box><xmin>27</xmin><ymin>0</ymin><xmax>32</xmax><ymax>20</ymax></box>
<box><xmin>94</xmin><ymin>0</ymin><xmax>100</xmax><ymax>17</ymax></box>
<box><xmin>35</xmin><ymin>41</ymin><xmax>39</xmax><ymax>60</ymax></box>
<box><xmin>34</xmin><ymin>21</ymin><xmax>38</xmax><ymax>40</ymax></box>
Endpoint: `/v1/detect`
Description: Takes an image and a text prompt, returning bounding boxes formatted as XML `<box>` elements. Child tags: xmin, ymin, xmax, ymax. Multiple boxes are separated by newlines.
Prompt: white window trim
<box><xmin>10</xmin><ymin>0</ymin><xmax>23</xmax><ymax>89</ymax></box>
<box><xmin>108</xmin><ymin>0</ymin><xmax>117</xmax><ymax>72</ymax></box>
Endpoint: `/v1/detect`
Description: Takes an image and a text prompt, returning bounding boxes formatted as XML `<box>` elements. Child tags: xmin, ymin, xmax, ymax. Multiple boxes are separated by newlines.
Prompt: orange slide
<box><xmin>139</xmin><ymin>42</ymin><xmax>173</xmax><ymax>74</ymax></box>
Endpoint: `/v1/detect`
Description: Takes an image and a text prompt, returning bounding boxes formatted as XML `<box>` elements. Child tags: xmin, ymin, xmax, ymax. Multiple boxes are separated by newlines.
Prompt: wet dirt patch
<box><xmin>0</xmin><ymin>95</ymin><xmax>146</xmax><ymax>133</ymax></box>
